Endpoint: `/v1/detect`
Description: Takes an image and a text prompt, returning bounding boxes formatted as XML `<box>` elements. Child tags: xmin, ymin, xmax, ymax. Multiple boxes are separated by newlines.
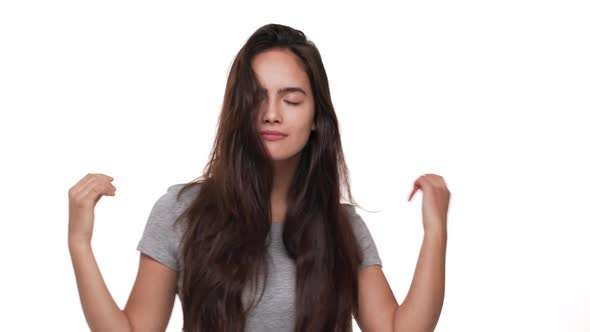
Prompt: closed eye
<box><xmin>285</xmin><ymin>101</ymin><xmax>302</xmax><ymax>106</ymax></box>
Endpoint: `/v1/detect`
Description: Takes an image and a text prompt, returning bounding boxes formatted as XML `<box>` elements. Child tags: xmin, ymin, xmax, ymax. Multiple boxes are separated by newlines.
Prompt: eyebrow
<box><xmin>261</xmin><ymin>87</ymin><xmax>307</xmax><ymax>96</ymax></box>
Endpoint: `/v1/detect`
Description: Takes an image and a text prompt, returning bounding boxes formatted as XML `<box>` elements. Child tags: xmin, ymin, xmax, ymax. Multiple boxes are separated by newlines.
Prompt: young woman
<box><xmin>68</xmin><ymin>23</ymin><xmax>450</xmax><ymax>332</ymax></box>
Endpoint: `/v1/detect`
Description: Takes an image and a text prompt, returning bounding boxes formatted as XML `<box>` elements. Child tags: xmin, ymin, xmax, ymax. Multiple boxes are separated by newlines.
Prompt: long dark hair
<box><xmin>174</xmin><ymin>23</ymin><xmax>364</xmax><ymax>332</ymax></box>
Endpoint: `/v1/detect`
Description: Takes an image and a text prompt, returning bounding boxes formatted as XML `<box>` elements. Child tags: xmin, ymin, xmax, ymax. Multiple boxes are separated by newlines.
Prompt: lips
<box><xmin>260</xmin><ymin>130</ymin><xmax>287</xmax><ymax>141</ymax></box>
<box><xmin>261</xmin><ymin>134</ymin><xmax>286</xmax><ymax>141</ymax></box>
<box><xmin>260</xmin><ymin>130</ymin><xmax>287</xmax><ymax>136</ymax></box>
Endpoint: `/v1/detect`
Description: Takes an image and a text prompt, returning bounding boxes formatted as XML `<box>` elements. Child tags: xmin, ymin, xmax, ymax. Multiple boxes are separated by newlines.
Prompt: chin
<box><xmin>268</xmin><ymin>154</ymin><xmax>294</xmax><ymax>162</ymax></box>
<box><xmin>268</xmin><ymin>149</ymin><xmax>302</xmax><ymax>162</ymax></box>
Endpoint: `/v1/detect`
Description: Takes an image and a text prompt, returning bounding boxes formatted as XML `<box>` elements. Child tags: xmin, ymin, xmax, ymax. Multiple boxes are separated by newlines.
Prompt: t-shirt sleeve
<box><xmin>344</xmin><ymin>204</ymin><xmax>383</xmax><ymax>269</ymax></box>
<box><xmin>136</xmin><ymin>185</ymin><xmax>185</xmax><ymax>272</ymax></box>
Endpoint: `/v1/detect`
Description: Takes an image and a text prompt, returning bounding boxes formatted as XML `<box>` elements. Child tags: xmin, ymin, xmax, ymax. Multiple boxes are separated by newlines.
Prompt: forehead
<box><xmin>252</xmin><ymin>48</ymin><xmax>310</xmax><ymax>92</ymax></box>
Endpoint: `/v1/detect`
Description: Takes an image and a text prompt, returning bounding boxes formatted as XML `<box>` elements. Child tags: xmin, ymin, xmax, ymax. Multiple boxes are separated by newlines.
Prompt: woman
<box><xmin>68</xmin><ymin>23</ymin><xmax>450</xmax><ymax>332</ymax></box>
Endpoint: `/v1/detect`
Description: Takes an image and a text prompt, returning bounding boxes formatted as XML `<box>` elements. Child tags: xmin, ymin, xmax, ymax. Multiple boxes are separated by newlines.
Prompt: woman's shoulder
<box><xmin>340</xmin><ymin>203</ymin><xmax>361</xmax><ymax>222</ymax></box>
<box><xmin>339</xmin><ymin>203</ymin><xmax>373</xmax><ymax>240</ymax></box>
<box><xmin>144</xmin><ymin>182</ymin><xmax>204</xmax><ymax>228</ymax></box>
<box><xmin>339</xmin><ymin>203</ymin><xmax>383</xmax><ymax>268</ymax></box>
<box><xmin>162</xmin><ymin>181</ymin><xmax>204</xmax><ymax>208</ymax></box>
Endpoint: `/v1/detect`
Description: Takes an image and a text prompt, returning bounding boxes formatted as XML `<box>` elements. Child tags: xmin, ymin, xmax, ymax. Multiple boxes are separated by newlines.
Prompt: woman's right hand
<box><xmin>68</xmin><ymin>173</ymin><xmax>117</xmax><ymax>246</ymax></box>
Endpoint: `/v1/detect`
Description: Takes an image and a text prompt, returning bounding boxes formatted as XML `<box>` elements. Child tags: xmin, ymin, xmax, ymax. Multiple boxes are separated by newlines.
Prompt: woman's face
<box><xmin>252</xmin><ymin>48</ymin><xmax>316</xmax><ymax>162</ymax></box>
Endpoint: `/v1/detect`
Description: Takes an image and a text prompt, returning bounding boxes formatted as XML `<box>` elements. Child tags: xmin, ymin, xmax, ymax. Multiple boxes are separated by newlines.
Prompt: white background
<box><xmin>1</xmin><ymin>0</ymin><xmax>589</xmax><ymax>331</ymax></box>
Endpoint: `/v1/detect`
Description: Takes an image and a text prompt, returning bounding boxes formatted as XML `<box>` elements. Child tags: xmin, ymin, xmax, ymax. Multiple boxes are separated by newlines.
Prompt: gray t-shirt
<box><xmin>136</xmin><ymin>183</ymin><xmax>382</xmax><ymax>331</ymax></box>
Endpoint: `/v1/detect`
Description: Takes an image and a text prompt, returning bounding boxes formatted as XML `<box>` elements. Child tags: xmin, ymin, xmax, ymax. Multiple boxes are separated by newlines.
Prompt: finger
<box><xmin>422</xmin><ymin>175</ymin><xmax>436</xmax><ymax>188</ymax></box>
<box><xmin>79</xmin><ymin>177</ymin><xmax>98</xmax><ymax>199</ymax></box>
<box><xmin>83</xmin><ymin>182</ymin><xmax>112</xmax><ymax>204</ymax></box>
<box><xmin>77</xmin><ymin>174</ymin><xmax>114</xmax><ymax>194</ymax></box>
<box><xmin>429</xmin><ymin>174</ymin><xmax>446</xmax><ymax>188</ymax></box>
<box><xmin>81</xmin><ymin>178</ymin><xmax>112</xmax><ymax>202</ymax></box>
<box><xmin>409</xmin><ymin>174</ymin><xmax>429</xmax><ymax>201</ymax></box>
<box><xmin>423</xmin><ymin>174</ymin><xmax>442</xmax><ymax>192</ymax></box>
<box><xmin>80</xmin><ymin>178</ymin><xmax>100</xmax><ymax>202</ymax></box>
<box><xmin>100</xmin><ymin>174</ymin><xmax>115</xmax><ymax>182</ymax></box>
<box><xmin>108</xmin><ymin>183</ymin><xmax>117</xmax><ymax>195</ymax></box>
<box><xmin>408</xmin><ymin>188</ymin><xmax>417</xmax><ymax>201</ymax></box>
<box><xmin>430</xmin><ymin>176</ymin><xmax>447</xmax><ymax>190</ymax></box>
<box><xmin>408</xmin><ymin>182</ymin><xmax>420</xmax><ymax>201</ymax></box>
<box><xmin>69</xmin><ymin>173</ymin><xmax>96</xmax><ymax>197</ymax></box>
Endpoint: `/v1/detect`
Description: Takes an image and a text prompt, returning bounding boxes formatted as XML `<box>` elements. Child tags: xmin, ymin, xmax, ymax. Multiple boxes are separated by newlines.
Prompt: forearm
<box><xmin>68</xmin><ymin>240</ymin><xmax>132</xmax><ymax>332</ymax></box>
<box><xmin>393</xmin><ymin>228</ymin><xmax>447</xmax><ymax>332</ymax></box>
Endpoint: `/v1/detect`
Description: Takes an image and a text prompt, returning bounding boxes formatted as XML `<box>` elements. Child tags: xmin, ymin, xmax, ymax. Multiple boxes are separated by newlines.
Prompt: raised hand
<box><xmin>408</xmin><ymin>173</ymin><xmax>450</xmax><ymax>234</ymax></box>
<box><xmin>68</xmin><ymin>173</ymin><xmax>117</xmax><ymax>246</ymax></box>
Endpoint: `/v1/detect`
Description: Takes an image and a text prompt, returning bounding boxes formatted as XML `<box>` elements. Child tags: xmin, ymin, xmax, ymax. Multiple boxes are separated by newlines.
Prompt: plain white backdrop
<box><xmin>1</xmin><ymin>0</ymin><xmax>588</xmax><ymax>331</ymax></box>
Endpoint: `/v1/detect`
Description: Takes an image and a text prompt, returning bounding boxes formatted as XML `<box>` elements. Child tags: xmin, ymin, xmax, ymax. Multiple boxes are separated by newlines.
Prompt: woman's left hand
<box><xmin>408</xmin><ymin>173</ymin><xmax>451</xmax><ymax>234</ymax></box>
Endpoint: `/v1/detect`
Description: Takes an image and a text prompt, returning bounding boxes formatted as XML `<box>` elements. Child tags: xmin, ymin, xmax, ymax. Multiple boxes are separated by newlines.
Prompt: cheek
<box><xmin>287</xmin><ymin>107</ymin><xmax>314</xmax><ymax>127</ymax></box>
<box><xmin>290</xmin><ymin>127</ymin><xmax>314</xmax><ymax>147</ymax></box>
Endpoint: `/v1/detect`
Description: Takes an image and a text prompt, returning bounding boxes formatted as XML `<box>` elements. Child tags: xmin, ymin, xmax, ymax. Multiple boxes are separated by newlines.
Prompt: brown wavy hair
<box><xmin>173</xmin><ymin>23</ymin><xmax>364</xmax><ymax>332</ymax></box>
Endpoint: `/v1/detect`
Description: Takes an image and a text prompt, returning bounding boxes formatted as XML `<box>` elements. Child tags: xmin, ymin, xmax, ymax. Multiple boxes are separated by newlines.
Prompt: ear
<box><xmin>312</xmin><ymin>121</ymin><xmax>316</xmax><ymax>131</ymax></box>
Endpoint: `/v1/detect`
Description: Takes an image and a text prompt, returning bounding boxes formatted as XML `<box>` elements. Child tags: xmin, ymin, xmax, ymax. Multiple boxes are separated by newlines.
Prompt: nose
<box><xmin>260</xmin><ymin>98</ymin><xmax>282</xmax><ymax>124</ymax></box>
